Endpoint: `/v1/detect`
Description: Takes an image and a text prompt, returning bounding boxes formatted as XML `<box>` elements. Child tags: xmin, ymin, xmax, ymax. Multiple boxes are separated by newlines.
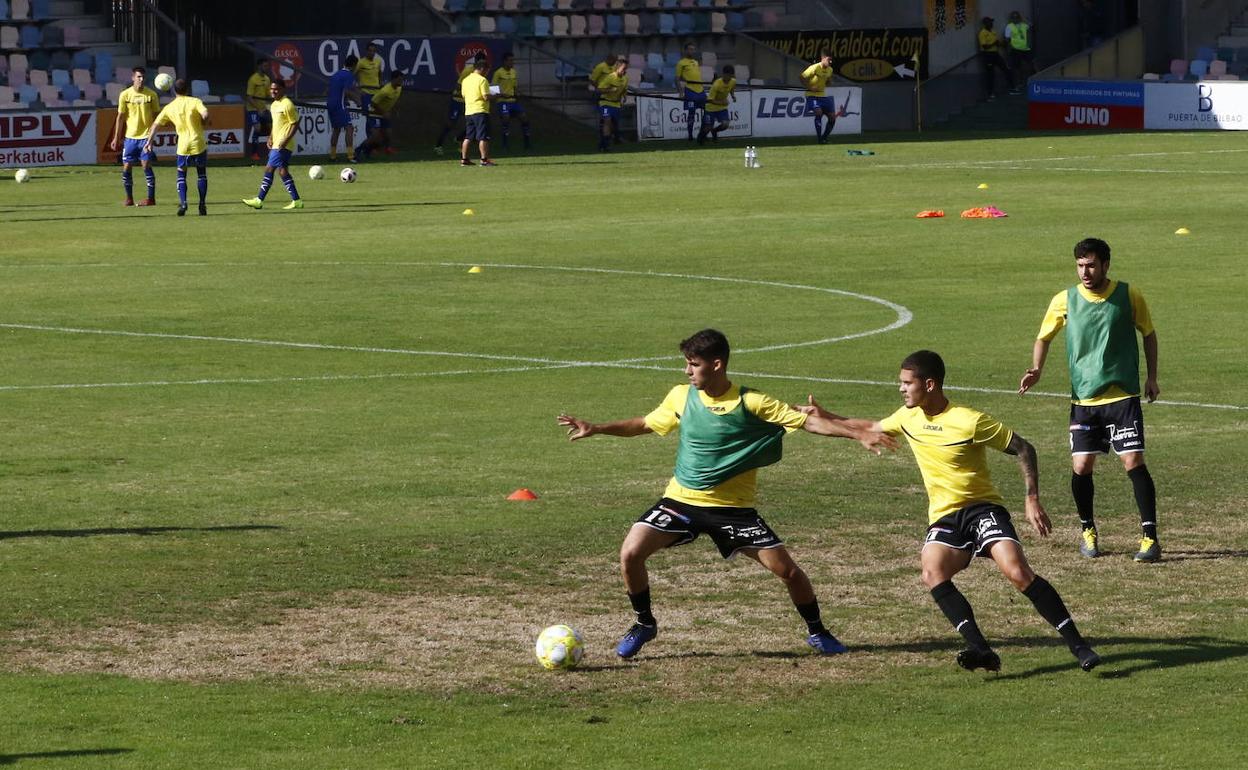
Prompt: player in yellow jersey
<box><xmin>245</xmin><ymin>58</ymin><xmax>272</xmax><ymax>161</ymax></box>
<box><xmin>108</xmin><ymin>67</ymin><xmax>160</xmax><ymax>206</ymax></box>
<box><xmin>588</xmin><ymin>53</ymin><xmax>618</xmax><ymax>101</ymax></box>
<box><xmin>595</xmin><ymin>58</ymin><xmax>628</xmax><ymax>152</ymax></box>
<box><xmin>435</xmin><ymin>56</ymin><xmax>478</xmax><ymax>154</ymax></box>
<box><xmin>242</xmin><ymin>79</ymin><xmax>304</xmax><ymax>211</ymax></box>
<box><xmin>353</xmin><ymin>41</ymin><xmax>383</xmax><ymax>113</ymax></box>
<box><xmin>558</xmin><ymin>329</ymin><xmax>895</xmax><ymax>659</ymax></box>
<box><xmin>1019</xmin><ymin>238</ymin><xmax>1162</xmax><ymax>562</ymax></box>
<box><xmin>460</xmin><ymin>58</ymin><xmax>495</xmax><ymax>166</ymax></box>
<box><xmin>491</xmin><ymin>52</ymin><xmax>530</xmax><ymax>151</ymax></box>
<box><xmin>800</xmin><ymin>52</ymin><xmax>842</xmax><ymax>144</ymax></box>
<box><xmin>977</xmin><ymin>16</ymin><xmax>1010</xmax><ymax>100</ymax></box>
<box><xmin>696</xmin><ymin>64</ymin><xmax>736</xmax><ymax>145</ymax></box>
<box><xmin>143</xmin><ymin>79</ymin><xmax>210</xmax><ymax>217</ymax></box>
<box><xmin>675</xmin><ymin>42</ymin><xmax>706</xmax><ymax>141</ymax></box>
<box><xmin>802</xmin><ymin>350</ymin><xmax>1101</xmax><ymax>673</ymax></box>
<box><xmin>354</xmin><ymin>71</ymin><xmax>404</xmax><ymax>162</ymax></box>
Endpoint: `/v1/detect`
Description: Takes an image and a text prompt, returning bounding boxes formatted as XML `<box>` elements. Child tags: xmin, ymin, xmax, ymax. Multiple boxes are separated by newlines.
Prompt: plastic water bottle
<box><xmin>743</xmin><ymin>146</ymin><xmax>752</xmax><ymax>168</ymax></box>
<box><xmin>750</xmin><ymin>146</ymin><xmax>760</xmax><ymax>168</ymax></box>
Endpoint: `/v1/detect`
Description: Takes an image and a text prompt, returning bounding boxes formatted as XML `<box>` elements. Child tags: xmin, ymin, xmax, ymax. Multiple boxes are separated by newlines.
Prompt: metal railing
<box><xmin>110</xmin><ymin>0</ymin><xmax>186</xmax><ymax>76</ymax></box>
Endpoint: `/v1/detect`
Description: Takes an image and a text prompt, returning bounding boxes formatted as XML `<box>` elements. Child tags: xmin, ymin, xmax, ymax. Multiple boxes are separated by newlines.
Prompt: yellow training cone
<box><xmin>977</xmin><ymin>183</ymin><xmax>989</xmax><ymax>189</ymax></box>
<box><xmin>463</xmin><ymin>208</ymin><xmax>475</xmax><ymax>216</ymax></box>
<box><xmin>1175</xmin><ymin>227</ymin><xmax>1190</xmax><ymax>235</ymax></box>
<box><xmin>468</xmin><ymin>266</ymin><xmax>483</xmax><ymax>273</ymax></box>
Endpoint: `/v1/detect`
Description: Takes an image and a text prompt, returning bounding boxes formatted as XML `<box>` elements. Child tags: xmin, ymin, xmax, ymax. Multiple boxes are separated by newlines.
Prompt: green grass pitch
<box><xmin>2</xmin><ymin>131</ymin><xmax>1246</xmax><ymax>768</ymax></box>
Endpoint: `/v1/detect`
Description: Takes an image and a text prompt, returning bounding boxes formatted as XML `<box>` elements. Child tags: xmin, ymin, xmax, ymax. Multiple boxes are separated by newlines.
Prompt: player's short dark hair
<box><xmin>271</xmin><ymin>77</ymin><xmax>286</xmax><ymax>90</ymax></box>
<box><xmin>503</xmin><ymin>51</ymin><xmax>514</xmax><ymax>60</ymax></box>
<box><xmin>820</xmin><ymin>49</ymin><xmax>831</xmax><ymax>58</ymax></box>
<box><xmin>475</xmin><ymin>57</ymin><xmax>489</xmax><ymax>70</ymax></box>
<box><xmin>390</xmin><ymin>70</ymin><xmax>404</xmax><ymax>81</ymax></box>
<box><xmin>1074</xmin><ymin>237</ymin><xmax>1111</xmax><ymax>263</ymax></box>
<box><xmin>900</xmin><ymin>350</ymin><xmax>945</xmax><ymax>385</ymax></box>
<box><xmin>680</xmin><ymin>329</ymin><xmax>730</xmax><ymax>365</ymax></box>
<box><xmin>132</xmin><ymin>66</ymin><xmax>145</xmax><ymax>75</ymax></box>
<box><xmin>722</xmin><ymin>65</ymin><xmax>735</xmax><ymax>76</ymax></box>
<box><xmin>345</xmin><ymin>54</ymin><xmax>359</xmax><ymax>68</ymax></box>
<box><xmin>257</xmin><ymin>57</ymin><xmax>268</xmax><ymax>66</ymax></box>
<box><xmin>173</xmin><ymin>78</ymin><xmax>189</xmax><ymax>95</ymax></box>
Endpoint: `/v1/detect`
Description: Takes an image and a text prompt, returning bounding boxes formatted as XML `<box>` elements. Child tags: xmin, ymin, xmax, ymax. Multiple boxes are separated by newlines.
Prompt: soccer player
<box><xmin>355</xmin><ymin>71</ymin><xmax>404</xmax><ymax>162</ymax></box>
<box><xmin>588</xmin><ymin>53</ymin><xmax>618</xmax><ymax>100</ymax></box>
<box><xmin>492</xmin><ymin>52</ymin><xmax>531</xmax><ymax>151</ymax></box>
<box><xmin>245</xmin><ymin>58</ymin><xmax>272</xmax><ymax>161</ymax></box>
<box><xmin>558</xmin><ymin>329</ymin><xmax>897</xmax><ymax>659</ymax></box>
<box><xmin>435</xmin><ymin>55</ymin><xmax>477</xmax><ymax>154</ymax></box>
<box><xmin>108</xmin><ymin>67</ymin><xmax>159</xmax><ymax>206</ymax></box>
<box><xmin>804</xmin><ymin>351</ymin><xmax>1101</xmax><ymax>673</ymax></box>
<box><xmin>1019</xmin><ymin>238</ymin><xmax>1162</xmax><ymax>563</ymax></box>
<box><xmin>675</xmin><ymin>42</ymin><xmax>707</xmax><ymax>141</ymax></box>
<box><xmin>977</xmin><ymin>16</ymin><xmax>1011</xmax><ymax>100</ymax></box>
<box><xmin>460</xmin><ymin>58</ymin><xmax>495</xmax><ymax>167</ymax></box>
<box><xmin>696</xmin><ymin>65</ymin><xmax>736</xmax><ymax>145</ymax></box>
<box><xmin>596</xmin><ymin>59</ymin><xmax>628</xmax><ymax>152</ymax></box>
<box><xmin>143</xmin><ymin>79</ymin><xmax>209</xmax><ymax>217</ymax></box>
<box><xmin>353</xmin><ymin>41</ymin><xmax>383</xmax><ymax>117</ymax></box>
<box><xmin>800</xmin><ymin>52</ymin><xmax>839</xmax><ymax>144</ymax></box>
<box><xmin>242</xmin><ymin>79</ymin><xmax>303</xmax><ymax>211</ymax></box>
<box><xmin>327</xmin><ymin>55</ymin><xmax>359</xmax><ymax>161</ymax></box>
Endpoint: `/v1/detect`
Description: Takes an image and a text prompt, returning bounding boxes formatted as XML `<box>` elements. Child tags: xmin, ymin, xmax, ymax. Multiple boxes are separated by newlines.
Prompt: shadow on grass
<box><xmin>983</xmin><ymin>635</ymin><xmax>1248</xmax><ymax>681</ymax></box>
<box><xmin>1159</xmin><ymin>549</ymin><xmax>1248</xmax><ymax>561</ymax></box>
<box><xmin>0</xmin><ymin>748</ymin><xmax>133</xmax><ymax>764</ymax></box>
<box><xmin>1</xmin><ymin>200</ymin><xmax>469</xmax><ymax>224</ymax></box>
<box><xmin>0</xmin><ymin>524</ymin><xmax>285</xmax><ymax>540</ymax></box>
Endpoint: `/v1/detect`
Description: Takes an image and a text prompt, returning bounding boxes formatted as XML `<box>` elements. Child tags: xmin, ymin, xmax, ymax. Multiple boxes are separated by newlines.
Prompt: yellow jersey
<box><xmin>1036</xmin><ymin>279</ymin><xmax>1154</xmax><ymax>406</ymax></box>
<box><xmin>354</xmin><ymin>54</ymin><xmax>382</xmax><ymax>93</ymax></box>
<box><xmin>245</xmin><ymin>72</ymin><xmax>270</xmax><ymax>112</ymax></box>
<box><xmin>452</xmin><ymin>64</ymin><xmax>474</xmax><ymax>103</ymax></box>
<box><xmin>978</xmin><ymin>28</ymin><xmax>1001</xmax><ymax>53</ymax></box>
<box><xmin>880</xmin><ymin>403</ymin><xmax>1013</xmax><ymax>524</ymax></box>
<box><xmin>270</xmin><ymin>95</ymin><xmax>298</xmax><ymax>151</ymax></box>
<box><xmin>370</xmin><ymin>82</ymin><xmax>402</xmax><ymax>116</ymax></box>
<box><xmin>597</xmin><ymin>71</ymin><xmax>628</xmax><ymax>108</ymax></box>
<box><xmin>153</xmin><ymin>95</ymin><xmax>209</xmax><ymax>156</ymax></box>
<box><xmin>492</xmin><ymin>66</ymin><xmax>518</xmax><ymax>102</ymax></box>
<box><xmin>801</xmin><ymin>62</ymin><xmax>834</xmax><ymax>96</ymax></box>
<box><xmin>645</xmin><ymin>384</ymin><xmax>807</xmax><ymax>508</ymax></box>
<box><xmin>676</xmin><ymin>57</ymin><xmax>703</xmax><ymax>93</ymax></box>
<box><xmin>589</xmin><ymin>61</ymin><xmax>614</xmax><ymax>89</ymax></box>
<box><xmin>117</xmin><ymin>85</ymin><xmax>160</xmax><ymax>139</ymax></box>
<box><xmin>706</xmin><ymin>76</ymin><xmax>736</xmax><ymax>111</ymax></box>
<box><xmin>462</xmin><ymin>71</ymin><xmax>490</xmax><ymax>115</ymax></box>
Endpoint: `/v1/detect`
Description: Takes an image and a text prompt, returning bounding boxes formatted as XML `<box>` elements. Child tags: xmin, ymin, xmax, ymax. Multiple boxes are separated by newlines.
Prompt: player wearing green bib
<box><xmin>558</xmin><ymin>329</ymin><xmax>896</xmax><ymax>659</ymax></box>
<box><xmin>1019</xmin><ymin>238</ymin><xmax>1162</xmax><ymax>563</ymax></box>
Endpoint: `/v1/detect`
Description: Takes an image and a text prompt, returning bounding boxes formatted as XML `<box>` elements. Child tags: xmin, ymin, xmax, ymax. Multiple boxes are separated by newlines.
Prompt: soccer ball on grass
<box><xmin>308</xmin><ymin>165</ymin><xmax>325</xmax><ymax>180</ymax></box>
<box><xmin>153</xmin><ymin>72</ymin><xmax>174</xmax><ymax>92</ymax></box>
<box><xmin>340</xmin><ymin>167</ymin><xmax>357</xmax><ymax>183</ymax></box>
<box><xmin>14</xmin><ymin>168</ymin><xmax>30</xmax><ymax>183</ymax></box>
<box><xmin>534</xmin><ymin>624</ymin><xmax>585</xmax><ymax>670</ymax></box>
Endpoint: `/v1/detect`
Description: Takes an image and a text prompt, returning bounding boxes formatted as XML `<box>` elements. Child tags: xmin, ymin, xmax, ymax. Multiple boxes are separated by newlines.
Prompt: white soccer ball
<box><xmin>153</xmin><ymin>72</ymin><xmax>174</xmax><ymax>92</ymax></box>
<box><xmin>308</xmin><ymin>164</ymin><xmax>325</xmax><ymax>180</ymax></box>
<box><xmin>340</xmin><ymin>167</ymin><xmax>357</xmax><ymax>183</ymax></box>
<box><xmin>14</xmin><ymin>168</ymin><xmax>30</xmax><ymax>183</ymax></box>
<box><xmin>535</xmin><ymin>624</ymin><xmax>585</xmax><ymax>670</ymax></box>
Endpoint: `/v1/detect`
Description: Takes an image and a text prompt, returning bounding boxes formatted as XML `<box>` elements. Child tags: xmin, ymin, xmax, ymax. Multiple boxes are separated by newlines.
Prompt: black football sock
<box><xmin>628</xmin><ymin>589</ymin><xmax>656</xmax><ymax>626</ymax></box>
<box><xmin>931</xmin><ymin>580</ymin><xmax>990</xmax><ymax>650</ymax></box>
<box><xmin>1023</xmin><ymin>576</ymin><xmax>1087</xmax><ymax>651</ymax></box>
<box><xmin>1128</xmin><ymin>464</ymin><xmax>1158</xmax><ymax>540</ymax></box>
<box><xmin>1072</xmin><ymin>472</ymin><xmax>1095</xmax><ymax>529</ymax></box>
<box><xmin>795</xmin><ymin>600</ymin><xmax>828</xmax><ymax>635</ymax></box>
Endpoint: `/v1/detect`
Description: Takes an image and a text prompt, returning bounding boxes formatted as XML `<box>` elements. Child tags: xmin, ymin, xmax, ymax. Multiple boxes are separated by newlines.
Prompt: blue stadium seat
<box><xmin>41</xmin><ymin>24</ymin><xmax>62</xmax><ymax>46</ymax></box>
<box><xmin>675</xmin><ymin>12</ymin><xmax>693</xmax><ymax>33</ymax></box>
<box><xmin>663</xmin><ymin>50</ymin><xmax>680</xmax><ymax>65</ymax></box>
<box><xmin>605</xmin><ymin>14</ymin><xmax>622</xmax><ymax>35</ymax></box>
<box><xmin>93</xmin><ymin>50</ymin><xmax>112</xmax><ymax>83</ymax></box>
<box><xmin>223</xmin><ymin>93</ymin><xmax>242</xmax><ymax>103</ymax></box>
<box><xmin>50</xmin><ymin>67</ymin><xmax>68</xmax><ymax>86</ymax></box>
<box><xmin>646</xmin><ymin>52</ymin><xmax>663</xmax><ymax>69</ymax></box>
<box><xmin>27</xmin><ymin>48</ymin><xmax>48</xmax><ymax>69</ymax></box>
<box><xmin>30</xmin><ymin>0</ymin><xmax>47</xmax><ymax>19</ymax></box>
<box><xmin>19</xmin><ymin>23</ymin><xmax>39</xmax><ymax>47</ymax></box>
<box><xmin>71</xmin><ymin>50</ymin><xmax>92</xmax><ymax>69</ymax></box>
<box><xmin>447</xmin><ymin>0</ymin><xmax>467</xmax><ymax>10</ymax></box>
<box><xmin>534</xmin><ymin>15</ymin><xmax>551</xmax><ymax>36</ymax></box>
<box><xmin>1190</xmin><ymin>59</ymin><xmax>1209</xmax><ymax>78</ymax></box>
<box><xmin>1196</xmin><ymin>45</ymin><xmax>1216</xmax><ymax>62</ymax></box>
<box><xmin>0</xmin><ymin>1</ymin><xmax>9</xmax><ymax>20</ymax></box>
<box><xmin>725</xmin><ymin>11</ymin><xmax>744</xmax><ymax>30</ymax></box>
<box><xmin>17</xmin><ymin>82</ymin><xmax>35</xmax><ymax>102</ymax></box>
<box><xmin>497</xmin><ymin>15</ymin><xmax>516</xmax><ymax>33</ymax></box>
<box><xmin>659</xmin><ymin>12</ymin><xmax>674</xmax><ymax>33</ymax></box>
<box><xmin>48</xmin><ymin>49</ymin><xmax>68</xmax><ymax>69</ymax></box>
<box><xmin>61</xmin><ymin>82</ymin><xmax>80</xmax><ymax>101</ymax></box>
<box><xmin>639</xmin><ymin>12</ymin><xmax>658</xmax><ymax>34</ymax></box>
<box><xmin>539</xmin><ymin>0</ymin><xmax>554</xmax><ymax>9</ymax></box>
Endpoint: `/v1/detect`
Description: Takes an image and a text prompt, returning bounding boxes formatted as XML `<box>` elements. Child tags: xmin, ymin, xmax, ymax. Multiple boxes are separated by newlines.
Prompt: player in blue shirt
<box><xmin>327</xmin><ymin>56</ymin><xmax>359</xmax><ymax>161</ymax></box>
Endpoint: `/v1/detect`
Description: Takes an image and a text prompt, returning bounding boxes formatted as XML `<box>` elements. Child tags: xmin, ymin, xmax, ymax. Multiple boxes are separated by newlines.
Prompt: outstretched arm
<box><xmin>798</xmin><ymin>396</ymin><xmax>897</xmax><ymax>455</ymax></box>
<box><xmin>1019</xmin><ymin>337</ymin><xmax>1052</xmax><ymax>394</ymax></box>
<box><xmin>1004</xmin><ymin>432</ymin><xmax>1050</xmax><ymax>536</ymax></box>
<box><xmin>1142</xmin><ymin>331</ymin><xmax>1159</xmax><ymax>402</ymax></box>
<box><xmin>558</xmin><ymin>414</ymin><xmax>652</xmax><ymax>441</ymax></box>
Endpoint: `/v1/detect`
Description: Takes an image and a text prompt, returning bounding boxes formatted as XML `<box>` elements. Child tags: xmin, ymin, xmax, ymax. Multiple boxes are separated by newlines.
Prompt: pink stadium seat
<box><xmin>63</xmin><ymin>24</ymin><xmax>81</xmax><ymax>47</ymax></box>
<box><xmin>628</xmin><ymin>53</ymin><xmax>644</xmax><ymax>69</ymax></box>
<box><xmin>28</xmin><ymin>68</ymin><xmax>47</xmax><ymax>86</ymax></box>
<box><xmin>71</xmin><ymin>67</ymin><xmax>90</xmax><ymax>86</ymax></box>
<box><xmin>1209</xmin><ymin>59</ymin><xmax>1228</xmax><ymax>77</ymax></box>
<box><xmin>680</xmin><ymin>0</ymin><xmax>695</xmax><ymax>7</ymax></box>
<box><xmin>572</xmin><ymin>14</ymin><xmax>588</xmax><ymax>35</ymax></box>
<box><xmin>624</xmin><ymin>13</ymin><xmax>639</xmax><ymax>33</ymax></box>
<box><xmin>0</xmin><ymin>26</ymin><xmax>18</xmax><ymax>48</ymax></box>
<box><xmin>114</xmin><ymin>65</ymin><xmax>130</xmax><ymax>82</ymax></box>
<box><xmin>503</xmin><ymin>0</ymin><xmax>519</xmax><ymax>8</ymax></box>
<box><xmin>484</xmin><ymin>0</ymin><xmax>501</xmax><ymax>9</ymax></box>
<box><xmin>710</xmin><ymin>12</ymin><xmax>726</xmax><ymax>32</ymax></box>
<box><xmin>10</xmin><ymin>0</ymin><xmax>29</xmax><ymax>19</ymax></box>
<box><xmin>593</xmin><ymin>0</ymin><xmax>608</xmax><ymax>9</ymax></box>
<box><xmin>9</xmin><ymin>52</ymin><xmax>28</xmax><ymax>71</ymax></box>
<box><xmin>37</xmin><ymin>83</ymin><xmax>61</xmax><ymax>106</ymax></box>
<box><xmin>1169</xmin><ymin>59</ymin><xmax>1187</xmax><ymax>78</ymax></box>
<box><xmin>581</xmin><ymin>15</ymin><xmax>597</xmax><ymax>35</ymax></box>
<box><xmin>552</xmin><ymin>14</ymin><xmax>568</xmax><ymax>35</ymax></box>
<box><xmin>701</xmin><ymin>50</ymin><xmax>716</xmax><ymax>67</ymax></box>
<box><xmin>82</xmin><ymin>82</ymin><xmax>102</xmax><ymax>102</ymax></box>
<box><xmin>556</xmin><ymin>0</ymin><xmax>572</xmax><ymax>9</ymax></box>
<box><xmin>105</xmin><ymin>81</ymin><xmax>123</xmax><ymax>101</ymax></box>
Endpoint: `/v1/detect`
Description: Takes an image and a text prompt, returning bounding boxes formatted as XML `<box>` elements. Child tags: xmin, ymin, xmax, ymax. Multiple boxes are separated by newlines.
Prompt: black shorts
<box><xmin>635</xmin><ymin>497</ymin><xmax>783</xmax><ymax>559</ymax></box>
<box><xmin>1070</xmin><ymin>397</ymin><xmax>1145</xmax><ymax>456</ymax></box>
<box><xmin>464</xmin><ymin>113</ymin><xmax>491</xmax><ymax>141</ymax></box>
<box><xmin>924</xmin><ymin>503</ymin><xmax>1020</xmax><ymax>557</ymax></box>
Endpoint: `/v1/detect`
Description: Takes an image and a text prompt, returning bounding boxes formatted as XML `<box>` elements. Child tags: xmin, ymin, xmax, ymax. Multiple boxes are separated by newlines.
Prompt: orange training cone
<box><xmin>507</xmin><ymin>488</ymin><xmax>539</xmax><ymax>500</ymax></box>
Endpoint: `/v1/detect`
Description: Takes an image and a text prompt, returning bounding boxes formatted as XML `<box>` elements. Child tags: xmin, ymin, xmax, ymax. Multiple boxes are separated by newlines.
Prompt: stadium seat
<box><xmin>583</xmin><ymin>14</ymin><xmax>599</xmax><ymax>35</ymax></box>
<box><xmin>606</xmin><ymin>14</ymin><xmax>622</xmax><ymax>34</ymax></box>
<box><xmin>1210</xmin><ymin>59</ymin><xmax>1228</xmax><ymax>77</ymax></box>
<box><xmin>592</xmin><ymin>0</ymin><xmax>606</xmax><ymax>8</ymax></box>
<box><xmin>18</xmin><ymin>23</ymin><xmax>37</xmax><ymax>47</ymax></box>
<box><xmin>465</xmin><ymin>0</ymin><xmax>483</xmax><ymax>9</ymax></box>
<box><xmin>29</xmin><ymin>0</ymin><xmax>46</xmax><ymax>19</ymax></box>
<box><xmin>552</xmin><ymin>14</ymin><xmax>568</xmax><ymax>35</ymax></box>
<box><xmin>8</xmin><ymin>51</ymin><xmax>25</xmax><ymax>71</ymax></box>
<box><xmin>104</xmin><ymin>80</ymin><xmax>122</xmax><ymax>101</ymax></box>
<box><xmin>27</xmin><ymin>66</ymin><xmax>45</xmax><ymax>85</ymax></box>
<box><xmin>659</xmin><ymin>13</ymin><xmax>674</xmax><ymax>33</ymax></box>
<box><xmin>1189</xmin><ymin>59</ymin><xmax>1209</xmax><ymax>78</ymax></box>
<box><xmin>534</xmin><ymin>15</ymin><xmax>551</xmax><ymax>36</ymax></box>
<box><xmin>497</xmin><ymin>15</ymin><xmax>516</xmax><ymax>33</ymax></box>
<box><xmin>484</xmin><ymin>0</ymin><xmax>501</xmax><ymax>9</ymax></box>
<box><xmin>639</xmin><ymin>12</ymin><xmax>658</xmax><ymax>33</ymax></box>
<box><xmin>734</xmin><ymin>63</ymin><xmax>749</xmax><ymax>82</ymax></box>
<box><xmin>663</xmin><ymin>50</ymin><xmax>680</xmax><ymax>65</ymax></box>
<box><xmin>26</xmin><ymin>47</ymin><xmax>45</xmax><ymax>68</ymax></box>
<box><xmin>610</xmin><ymin>0</ymin><xmax>626</xmax><ymax>8</ymax></box>
<box><xmin>36</xmin><ymin>83</ymin><xmax>60</xmax><ymax>106</ymax></box>
<box><xmin>0</xmin><ymin>55</ymin><xmax>6</xmax><ymax>76</ymax></box>
<box><xmin>223</xmin><ymin>92</ymin><xmax>242</xmax><ymax>103</ymax></box>
<box><xmin>0</xmin><ymin>26</ymin><xmax>16</xmax><ymax>48</ymax></box>
<box><xmin>700</xmin><ymin>50</ymin><xmax>716</xmax><ymax>68</ymax></box>
<box><xmin>70</xmin><ymin>50</ymin><xmax>90</xmax><ymax>70</ymax></box>
<box><xmin>725</xmin><ymin>11</ymin><xmax>744</xmax><ymax>30</ymax></box>
<box><xmin>9</xmin><ymin>0</ymin><xmax>26</xmax><ymax>19</ymax></box>
<box><xmin>478</xmin><ymin>15</ymin><xmax>496</xmax><ymax>32</ymax></box>
<box><xmin>692</xmin><ymin>10</ymin><xmax>709</xmax><ymax>32</ymax></box>
<box><xmin>645</xmin><ymin>0</ymin><xmax>660</xmax><ymax>7</ymax></box>
<box><xmin>1196</xmin><ymin>45</ymin><xmax>1216</xmax><ymax>62</ymax></box>
<box><xmin>761</xmin><ymin>9</ymin><xmax>779</xmax><ymax>27</ymax></box>
<box><xmin>41</xmin><ymin>24</ymin><xmax>61</xmax><ymax>46</ymax></box>
<box><xmin>1141</xmin><ymin>72</ymin><xmax>1159</xmax><ymax>80</ymax></box>
<box><xmin>158</xmin><ymin>64</ymin><xmax>176</xmax><ymax>79</ymax></box>
<box><xmin>0</xmin><ymin>1</ymin><xmax>8</xmax><ymax>20</ymax></box>
<box><xmin>627</xmin><ymin>52</ymin><xmax>643</xmax><ymax>69</ymax></box>
<box><xmin>675</xmin><ymin>12</ymin><xmax>693</xmax><ymax>32</ymax></box>
<box><xmin>17</xmin><ymin>82</ymin><xmax>35</xmax><ymax>102</ymax></box>
<box><xmin>1168</xmin><ymin>58</ymin><xmax>1187</xmax><ymax>79</ymax></box>
<box><xmin>626</xmin><ymin>68</ymin><xmax>640</xmax><ymax>86</ymax></box>
<box><xmin>503</xmin><ymin>0</ymin><xmax>519</xmax><ymax>8</ymax></box>
<box><xmin>455</xmin><ymin>16</ymin><xmax>478</xmax><ymax>32</ymax></box>
<box><xmin>48</xmin><ymin>49</ymin><xmax>68</xmax><ymax>69</ymax></box>
<box><xmin>447</xmin><ymin>0</ymin><xmax>466</xmax><ymax>10</ymax></box>
<box><xmin>191</xmin><ymin>78</ymin><xmax>209</xmax><ymax>96</ymax></box>
<box><xmin>645</xmin><ymin>51</ymin><xmax>662</xmax><ymax>69</ymax></box>
<box><xmin>514</xmin><ymin>15</ymin><xmax>534</xmax><ymax>34</ymax></box>
<box><xmin>662</xmin><ymin>0</ymin><xmax>677</xmax><ymax>7</ymax></box>
<box><xmin>60</xmin><ymin>81</ymin><xmax>79</xmax><ymax>101</ymax></box>
<box><xmin>81</xmin><ymin>80</ymin><xmax>100</xmax><ymax>102</ymax></box>
<box><xmin>1218</xmin><ymin>46</ymin><xmax>1235</xmax><ymax>62</ymax></box>
<box><xmin>50</xmin><ymin>67</ymin><xmax>67</xmax><ymax>86</ymax></box>
<box><xmin>623</xmin><ymin>13</ymin><xmax>639</xmax><ymax>33</ymax></box>
<box><xmin>114</xmin><ymin>65</ymin><xmax>130</xmax><ymax>83</ymax></box>
<box><xmin>0</xmin><ymin>84</ymin><xmax>24</xmax><ymax>108</ymax></box>
<box><xmin>555</xmin><ymin>0</ymin><xmax>571</xmax><ymax>8</ymax></box>
<box><xmin>697</xmin><ymin>0</ymin><xmax>712</xmax><ymax>6</ymax></box>
<box><xmin>698</xmin><ymin>64</ymin><xmax>711</xmax><ymax>84</ymax></box>
<box><xmin>1222</xmin><ymin>73</ymin><xmax>1241</xmax><ymax>80</ymax></box>
<box><xmin>92</xmin><ymin>50</ymin><xmax>111</xmax><ymax>81</ymax></box>
<box><xmin>429</xmin><ymin>0</ymin><xmax>446</xmax><ymax>9</ymax></box>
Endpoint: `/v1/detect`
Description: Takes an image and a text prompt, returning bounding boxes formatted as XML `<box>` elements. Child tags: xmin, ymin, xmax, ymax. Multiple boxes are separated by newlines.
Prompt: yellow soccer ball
<box><xmin>534</xmin><ymin>624</ymin><xmax>585</xmax><ymax>670</ymax></box>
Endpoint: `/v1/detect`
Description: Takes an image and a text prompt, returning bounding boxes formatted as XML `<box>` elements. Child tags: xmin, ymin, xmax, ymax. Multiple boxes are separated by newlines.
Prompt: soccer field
<box><xmin>2</xmin><ymin>133</ymin><xmax>1246</xmax><ymax>768</ymax></box>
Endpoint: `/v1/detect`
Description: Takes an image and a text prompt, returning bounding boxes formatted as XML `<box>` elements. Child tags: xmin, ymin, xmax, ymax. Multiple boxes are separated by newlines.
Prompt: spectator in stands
<box><xmin>144</xmin><ymin>79</ymin><xmax>210</xmax><ymax>217</ymax></box>
<box><xmin>697</xmin><ymin>65</ymin><xmax>736</xmax><ymax>145</ymax></box>
<box><xmin>435</xmin><ymin>55</ymin><xmax>478</xmax><ymax>155</ymax></box>
<box><xmin>589</xmin><ymin>53</ymin><xmax>619</xmax><ymax>101</ymax></box>
<box><xmin>353</xmin><ymin>41</ymin><xmax>383</xmax><ymax>116</ymax></box>
<box><xmin>109</xmin><ymin>67</ymin><xmax>160</xmax><ymax>207</ymax></box>
<box><xmin>597</xmin><ymin>59</ymin><xmax>628</xmax><ymax>152</ymax></box>
<box><xmin>460</xmin><ymin>58</ymin><xmax>496</xmax><ymax>167</ymax></box>
<box><xmin>800</xmin><ymin>52</ymin><xmax>838</xmax><ymax>144</ymax></box>
<box><xmin>242</xmin><ymin>78</ymin><xmax>304</xmax><ymax>211</ymax></box>
<box><xmin>245</xmin><ymin>58</ymin><xmax>272</xmax><ymax>162</ymax></box>
<box><xmin>356</xmin><ymin>71</ymin><xmax>404</xmax><ymax>162</ymax></box>
<box><xmin>1004</xmin><ymin>10</ymin><xmax>1035</xmax><ymax>92</ymax></box>
<box><xmin>492</xmin><ymin>52</ymin><xmax>531</xmax><ymax>152</ymax></box>
<box><xmin>327</xmin><ymin>55</ymin><xmax>359</xmax><ymax>162</ymax></box>
<box><xmin>977</xmin><ymin>16</ymin><xmax>1010</xmax><ymax>101</ymax></box>
<box><xmin>676</xmin><ymin>43</ymin><xmax>707</xmax><ymax>142</ymax></box>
